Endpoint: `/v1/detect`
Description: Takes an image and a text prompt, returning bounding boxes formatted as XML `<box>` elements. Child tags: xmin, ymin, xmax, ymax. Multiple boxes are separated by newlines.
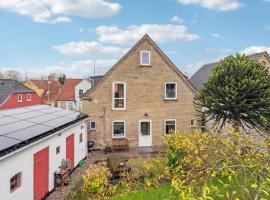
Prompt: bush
<box><xmin>167</xmin><ymin>130</ymin><xmax>270</xmax><ymax>199</ymax></box>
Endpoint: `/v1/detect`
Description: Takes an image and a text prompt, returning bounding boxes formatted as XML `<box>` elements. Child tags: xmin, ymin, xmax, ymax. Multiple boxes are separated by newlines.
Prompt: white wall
<box><xmin>75</xmin><ymin>79</ymin><xmax>92</xmax><ymax>110</ymax></box>
<box><xmin>0</xmin><ymin>120</ymin><xmax>88</xmax><ymax>200</ymax></box>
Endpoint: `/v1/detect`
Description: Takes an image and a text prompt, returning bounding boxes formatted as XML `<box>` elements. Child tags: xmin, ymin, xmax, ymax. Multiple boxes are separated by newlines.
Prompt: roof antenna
<box><xmin>93</xmin><ymin>60</ymin><xmax>96</xmax><ymax>85</ymax></box>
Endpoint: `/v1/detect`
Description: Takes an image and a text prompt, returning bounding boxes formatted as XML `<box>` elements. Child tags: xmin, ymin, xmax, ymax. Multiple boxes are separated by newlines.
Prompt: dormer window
<box><xmin>140</xmin><ymin>51</ymin><xmax>151</xmax><ymax>66</ymax></box>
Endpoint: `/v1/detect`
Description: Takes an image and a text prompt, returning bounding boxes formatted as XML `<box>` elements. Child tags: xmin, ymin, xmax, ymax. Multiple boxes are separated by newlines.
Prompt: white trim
<box><xmin>17</xmin><ymin>94</ymin><xmax>22</xmax><ymax>103</ymax></box>
<box><xmin>112</xmin><ymin>81</ymin><xmax>126</xmax><ymax>110</ymax></box>
<box><xmin>26</xmin><ymin>94</ymin><xmax>31</xmax><ymax>102</ymax></box>
<box><xmin>112</xmin><ymin>120</ymin><xmax>126</xmax><ymax>138</ymax></box>
<box><xmin>189</xmin><ymin>119</ymin><xmax>196</xmax><ymax>128</ymax></box>
<box><xmin>164</xmin><ymin>82</ymin><xmax>178</xmax><ymax>100</ymax></box>
<box><xmin>89</xmin><ymin>121</ymin><xmax>96</xmax><ymax>131</ymax></box>
<box><xmin>164</xmin><ymin>119</ymin><xmax>176</xmax><ymax>135</ymax></box>
<box><xmin>140</xmin><ymin>51</ymin><xmax>151</xmax><ymax>66</ymax></box>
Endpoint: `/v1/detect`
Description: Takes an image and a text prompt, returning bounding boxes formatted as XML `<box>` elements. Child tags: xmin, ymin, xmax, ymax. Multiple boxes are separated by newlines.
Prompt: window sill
<box><xmin>112</xmin><ymin>108</ymin><xmax>126</xmax><ymax>111</ymax></box>
<box><xmin>164</xmin><ymin>98</ymin><xmax>178</xmax><ymax>101</ymax></box>
<box><xmin>112</xmin><ymin>136</ymin><xmax>126</xmax><ymax>139</ymax></box>
<box><xmin>140</xmin><ymin>64</ymin><xmax>151</xmax><ymax>67</ymax></box>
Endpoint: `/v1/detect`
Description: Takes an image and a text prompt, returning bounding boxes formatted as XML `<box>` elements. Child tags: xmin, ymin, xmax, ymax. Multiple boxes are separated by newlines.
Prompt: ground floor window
<box><xmin>190</xmin><ymin>119</ymin><xmax>196</xmax><ymax>127</ymax></box>
<box><xmin>112</xmin><ymin>121</ymin><xmax>125</xmax><ymax>138</ymax></box>
<box><xmin>165</xmin><ymin>119</ymin><xmax>176</xmax><ymax>134</ymax></box>
<box><xmin>10</xmin><ymin>172</ymin><xmax>21</xmax><ymax>193</ymax></box>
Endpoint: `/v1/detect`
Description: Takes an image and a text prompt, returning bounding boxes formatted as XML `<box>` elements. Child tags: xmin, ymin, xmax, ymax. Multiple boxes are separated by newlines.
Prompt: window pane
<box><xmin>113</xmin><ymin>122</ymin><xmax>125</xmax><ymax>137</ymax></box>
<box><xmin>166</xmin><ymin>83</ymin><xmax>176</xmax><ymax>98</ymax></box>
<box><xmin>141</xmin><ymin>52</ymin><xmax>150</xmax><ymax>65</ymax></box>
<box><xmin>114</xmin><ymin>84</ymin><xmax>124</xmax><ymax>98</ymax></box>
<box><xmin>165</xmin><ymin>120</ymin><xmax>175</xmax><ymax>134</ymax></box>
<box><xmin>90</xmin><ymin>121</ymin><xmax>96</xmax><ymax>129</ymax></box>
<box><xmin>141</xmin><ymin>122</ymin><xmax>150</xmax><ymax>136</ymax></box>
<box><xmin>114</xmin><ymin>99</ymin><xmax>124</xmax><ymax>108</ymax></box>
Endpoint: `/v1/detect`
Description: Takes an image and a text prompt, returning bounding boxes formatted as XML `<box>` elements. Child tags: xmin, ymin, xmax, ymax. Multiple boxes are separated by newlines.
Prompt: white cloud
<box><xmin>0</xmin><ymin>0</ymin><xmax>121</xmax><ymax>23</ymax></box>
<box><xmin>95</xmin><ymin>24</ymin><xmax>200</xmax><ymax>44</ymax></box>
<box><xmin>0</xmin><ymin>59</ymin><xmax>116</xmax><ymax>78</ymax></box>
<box><xmin>211</xmin><ymin>33</ymin><xmax>221</xmax><ymax>38</ymax></box>
<box><xmin>171</xmin><ymin>15</ymin><xmax>184</xmax><ymax>23</ymax></box>
<box><xmin>54</xmin><ymin>41</ymin><xmax>128</xmax><ymax>57</ymax></box>
<box><xmin>50</xmin><ymin>16</ymin><xmax>72</xmax><ymax>24</ymax></box>
<box><xmin>177</xmin><ymin>0</ymin><xmax>243</xmax><ymax>11</ymax></box>
<box><xmin>243</xmin><ymin>46</ymin><xmax>270</xmax><ymax>55</ymax></box>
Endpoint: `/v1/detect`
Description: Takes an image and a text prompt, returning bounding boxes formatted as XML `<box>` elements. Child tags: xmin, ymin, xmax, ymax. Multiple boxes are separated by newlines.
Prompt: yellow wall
<box><xmin>24</xmin><ymin>81</ymin><xmax>45</xmax><ymax>97</ymax></box>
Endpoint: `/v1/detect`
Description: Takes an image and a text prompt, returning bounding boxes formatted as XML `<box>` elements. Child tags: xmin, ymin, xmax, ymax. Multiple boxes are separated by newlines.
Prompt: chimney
<box><xmin>48</xmin><ymin>75</ymin><xmax>54</xmax><ymax>82</ymax></box>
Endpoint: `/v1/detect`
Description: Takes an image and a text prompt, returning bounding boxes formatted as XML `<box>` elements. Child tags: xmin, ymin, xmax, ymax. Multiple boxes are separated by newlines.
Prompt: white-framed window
<box><xmin>112</xmin><ymin>81</ymin><xmax>126</xmax><ymax>110</ymax></box>
<box><xmin>164</xmin><ymin>119</ymin><xmax>176</xmax><ymax>135</ymax></box>
<box><xmin>56</xmin><ymin>146</ymin><xmax>60</xmax><ymax>155</ymax></box>
<box><xmin>165</xmin><ymin>82</ymin><xmax>177</xmax><ymax>100</ymax></box>
<box><xmin>112</xmin><ymin>120</ymin><xmax>125</xmax><ymax>138</ymax></box>
<box><xmin>190</xmin><ymin>119</ymin><xmax>196</xmax><ymax>128</ymax></box>
<box><xmin>10</xmin><ymin>172</ymin><xmax>22</xmax><ymax>193</ymax></box>
<box><xmin>140</xmin><ymin>51</ymin><xmax>151</xmax><ymax>66</ymax></box>
<box><xmin>79</xmin><ymin>133</ymin><xmax>83</xmax><ymax>143</ymax></box>
<box><xmin>18</xmin><ymin>94</ymin><xmax>22</xmax><ymax>102</ymax></box>
<box><xmin>79</xmin><ymin>89</ymin><xmax>84</xmax><ymax>96</ymax></box>
<box><xmin>90</xmin><ymin>121</ymin><xmax>96</xmax><ymax>131</ymax></box>
<box><xmin>68</xmin><ymin>102</ymin><xmax>73</xmax><ymax>110</ymax></box>
<box><xmin>27</xmin><ymin>94</ymin><xmax>31</xmax><ymax>101</ymax></box>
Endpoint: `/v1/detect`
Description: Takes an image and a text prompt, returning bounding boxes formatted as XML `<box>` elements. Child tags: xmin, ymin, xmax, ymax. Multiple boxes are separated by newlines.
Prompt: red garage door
<box><xmin>34</xmin><ymin>147</ymin><xmax>49</xmax><ymax>200</ymax></box>
<box><xmin>66</xmin><ymin>134</ymin><xmax>74</xmax><ymax>168</ymax></box>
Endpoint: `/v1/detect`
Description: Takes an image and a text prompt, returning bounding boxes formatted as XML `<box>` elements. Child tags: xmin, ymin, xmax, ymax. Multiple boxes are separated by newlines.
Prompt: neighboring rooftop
<box><xmin>57</xmin><ymin>79</ymin><xmax>82</xmax><ymax>101</ymax></box>
<box><xmin>189</xmin><ymin>52</ymin><xmax>270</xmax><ymax>90</ymax></box>
<box><xmin>0</xmin><ymin>105</ymin><xmax>88</xmax><ymax>158</ymax></box>
<box><xmin>0</xmin><ymin>79</ymin><xmax>34</xmax><ymax>105</ymax></box>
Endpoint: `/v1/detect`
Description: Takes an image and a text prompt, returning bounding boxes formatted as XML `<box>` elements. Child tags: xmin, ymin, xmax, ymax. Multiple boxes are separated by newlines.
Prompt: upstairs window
<box><xmin>10</xmin><ymin>172</ymin><xmax>21</xmax><ymax>193</ymax></box>
<box><xmin>112</xmin><ymin>82</ymin><xmax>126</xmax><ymax>110</ymax></box>
<box><xmin>165</xmin><ymin>119</ymin><xmax>176</xmax><ymax>135</ymax></box>
<box><xmin>18</xmin><ymin>94</ymin><xmax>22</xmax><ymax>102</ymax></box>
<box><xmin>112</xmin><ymin>121</ymin><xmax>125</xmax><ymax>138</ymax></box>
<box><xmin>165</xmin><ymin>82</ymin><xmax>177</xmax><ymax>100</ymax></box>
<box><xmin>140</xmin><ymin>51</ymin><xmax>151</xmax><ymax>66</ymax></box>
<box><xmin>27</xmin><ymin>94</ymin><xmax>31</xmax><ymax>101</ymax></box>
<box><xmin>79</xmin><ymin>89</ymin><xmax>84</xmax><ymax>96</ymax></box>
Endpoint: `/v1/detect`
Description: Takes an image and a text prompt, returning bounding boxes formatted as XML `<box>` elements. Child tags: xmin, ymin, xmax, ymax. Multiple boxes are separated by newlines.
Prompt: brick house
<box><xmin>0</xmin><ymin>79</ymin><xmax>42</xmax><ymax>110</ymax></box>
<box><xmin>82</xmin><ymin>35</ymin><xmax>199</xmax><ymax>148</ymax></box>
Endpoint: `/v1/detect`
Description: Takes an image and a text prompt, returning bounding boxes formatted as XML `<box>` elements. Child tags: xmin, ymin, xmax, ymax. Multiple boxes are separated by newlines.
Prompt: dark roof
<box><xmin>0</xmin><ymin>79</ymin><xmax>34</xmax><ymax>105</ymax></box>
<box><xmin>189</xmin><ymin>52</ymin><xmax>270</xmax><ymax>90</ymax></box>
<box><xmin>90</xmin><ymin>75</ymin><xmax>103</xmax><ymax>86</ymax></box>
<box><xmin>0</xmin><ymin>105</ymin><xmax>88</xmax><ymax>158</ymax></box>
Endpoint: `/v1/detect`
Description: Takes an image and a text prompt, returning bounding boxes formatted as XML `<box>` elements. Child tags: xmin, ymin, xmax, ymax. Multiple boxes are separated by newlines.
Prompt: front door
<box><xmin>34</xmin><ymin>147</ymin><xmax>49</xmax><ymax>200</ymax></box>
<box><xmin>66</xmin><ymin>134</ymin><xmax>74</xmax><ymax>168</ymax></box>
<box><xmin>138</xmin><ymin>120</ymin><xmax>152</xmax><ymax>147</ymax></box>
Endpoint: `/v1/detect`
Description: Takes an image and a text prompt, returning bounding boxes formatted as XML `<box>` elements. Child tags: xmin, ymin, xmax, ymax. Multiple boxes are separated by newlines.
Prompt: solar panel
<box><xmin>0</xmin><ymin>105</ymin><xmax>87</xmax><ymax>156</ymax></box>
<box><xmin>0</xmin><ymin>136</ymin><xmax>21</xmax><ymax>151</ymax></box>
<box><xmin>7</xmin><ymin>124</ymin><xmax>52</xmax><ymax>141</ymax></box>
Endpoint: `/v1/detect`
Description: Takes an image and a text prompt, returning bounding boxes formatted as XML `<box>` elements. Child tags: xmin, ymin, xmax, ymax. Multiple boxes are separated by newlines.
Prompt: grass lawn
<box><xmin>111</xmin><ymin>185</ymin><xmax>179</xmax><ymax>200</ymax></box>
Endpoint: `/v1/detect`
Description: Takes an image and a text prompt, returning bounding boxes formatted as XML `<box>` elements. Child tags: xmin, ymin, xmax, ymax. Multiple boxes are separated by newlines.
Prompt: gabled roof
<box><xmin>0</xmin><ymin>79</ymin><xmax>34</xmax><ymax>105</ymax></box>
<box><xmin>41</xmin><ymin>80</ymin><xmax>62</xmax><ymax>103</ymax></box>
<box><xmin>189</xmin><ymin>51</ymin><xmax>270</xmax><ymax>90</ymax></box>
<box><xmin>57</xmin><ymin>79</ymin><xmax>82</xmax><ymax>101</ymax></box>
<box><xmin>82</xmin><ymin>34</ymin><xmax>196</xmax><ymax>98</ymax></box>
<box><xmin>30</xmin><ymin>80</ymin><xmax>46</xmax><ymax>89</ymax></box>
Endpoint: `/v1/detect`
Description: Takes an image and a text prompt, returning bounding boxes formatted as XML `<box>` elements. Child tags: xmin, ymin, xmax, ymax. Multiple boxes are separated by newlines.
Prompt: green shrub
<box><xmin>167</xmin><ymin>130</ymin><xmax>270</xmax><ymax>199</ymax></box>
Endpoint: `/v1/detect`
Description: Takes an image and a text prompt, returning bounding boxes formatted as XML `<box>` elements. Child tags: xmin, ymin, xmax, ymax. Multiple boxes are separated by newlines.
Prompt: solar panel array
<box><xmin>0</xmin><ymin>105</ymin><xmax>85</xmax><ymax>155</ymax></box>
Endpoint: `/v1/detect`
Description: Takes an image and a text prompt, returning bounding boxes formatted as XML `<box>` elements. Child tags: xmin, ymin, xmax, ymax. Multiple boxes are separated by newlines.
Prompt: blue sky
<box><xmin>0</xmin><ymin>0</ymin><xmax>269</xmax><ymax>78</ymax></box>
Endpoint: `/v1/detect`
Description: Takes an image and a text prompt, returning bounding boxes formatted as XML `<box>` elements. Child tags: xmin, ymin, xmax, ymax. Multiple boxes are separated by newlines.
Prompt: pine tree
<box><xmin>194</xmin><ymin>54</ymin><xmax>270</xmax><ymax>133</ymax></box>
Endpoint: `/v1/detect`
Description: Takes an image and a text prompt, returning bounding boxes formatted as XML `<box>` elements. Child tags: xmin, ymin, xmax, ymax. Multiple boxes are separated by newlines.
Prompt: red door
<box><xmin>34</xmin><ymin>147</ymin><xmax>49</xmax><ymax>200</ymax></box>
<box><xmin>66</xmin><ymin>134</ymin><xmax>74</xmax><ymax>168</ymax></box>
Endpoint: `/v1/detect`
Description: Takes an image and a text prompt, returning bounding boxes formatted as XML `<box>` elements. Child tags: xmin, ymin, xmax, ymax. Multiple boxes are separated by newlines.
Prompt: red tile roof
<box><xmin>57</xmin><ymin>79</ymin><xmax>82</xmax><ymax>101</ymax></box>
<box><xmin>41</xmin><ymin>80</ymin><xmax>62</xmax><ymax>103</ymax></box>
<box><xmin>30</xmin><ymin>79</ymin><xmax>62</xmax><ymax>103</ymax></box>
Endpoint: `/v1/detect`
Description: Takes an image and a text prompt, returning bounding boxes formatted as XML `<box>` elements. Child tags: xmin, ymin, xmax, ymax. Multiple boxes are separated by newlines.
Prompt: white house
<box><xmin>57</xmin><ymin>78</ymin><xmax>92</xmax><ymax>111</ymax></box>
<box><xmin>0</xmin><ymin>105</ymin><xmax>88</xmax><ymax>200</ymax></box>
